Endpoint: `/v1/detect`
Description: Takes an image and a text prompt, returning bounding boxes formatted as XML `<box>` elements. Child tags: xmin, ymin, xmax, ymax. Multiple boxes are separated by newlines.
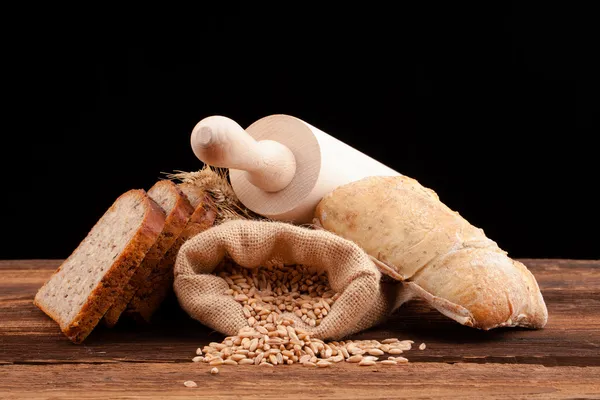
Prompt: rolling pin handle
<box><xmin>190</xmin><ymin>116</ymin><xmax>297</xmax><ymax>192</ymax></box>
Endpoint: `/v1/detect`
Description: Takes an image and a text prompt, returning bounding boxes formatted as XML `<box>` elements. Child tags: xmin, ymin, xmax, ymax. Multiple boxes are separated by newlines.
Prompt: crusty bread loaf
<box><xmin>33</xmin><ymin>189</ymin><xmax>165</xmax><ymax>343</ymax></box>
<box><xmin>315</xmin><ymin>176</ymin><xmax>548</xmax><ymax>330</ymax></box>
<box><xmin>125</xmin><ymin>183</ymin><xmax>217</xmax><ymax>322</ymax></box>
<box><xmin>103</xmin><ymin>181</ymin><xmax>194</xmax><ymax>327</ymax></box>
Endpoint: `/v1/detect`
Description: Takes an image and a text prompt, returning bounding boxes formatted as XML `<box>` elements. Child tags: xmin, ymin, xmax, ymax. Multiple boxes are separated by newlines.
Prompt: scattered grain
<box><xmin>190</xmin><ymin>260</ymin><xmax>418</xmax><ymax>370</ymax></box>
<box><xmin>367</xmin><ymin>348</ymin><xmax>384</xmax><ymax>356</ymax></box>
<box><xmin>346</xmin><ymin>355</ymin><xmax>363</xmax><ymax>363</ymax></box>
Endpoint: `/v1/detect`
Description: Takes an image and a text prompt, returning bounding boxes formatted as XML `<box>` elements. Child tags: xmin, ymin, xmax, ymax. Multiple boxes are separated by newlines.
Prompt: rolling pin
<box><xmin>190</xmin><ymin>114</ymin><xmax>400</xmax><ymax>224</ymax></box>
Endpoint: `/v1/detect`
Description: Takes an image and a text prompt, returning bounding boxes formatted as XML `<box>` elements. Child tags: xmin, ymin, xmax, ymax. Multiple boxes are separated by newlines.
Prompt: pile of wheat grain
<box><xmin>188</xmin><ymin>261</ymin><xmax>422</xmax><ymax>369</ymax></box>
<box><xmin>193</xmin><ymin>317</ymin><xmax>413</xmax><ymax>368</ymax></box>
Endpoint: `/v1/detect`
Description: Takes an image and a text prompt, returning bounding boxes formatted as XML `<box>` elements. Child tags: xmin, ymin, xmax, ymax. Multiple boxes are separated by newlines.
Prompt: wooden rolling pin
<box><xmin>190</xmin><ymin>114</ymin><xmax>400</xmax><ymax>223</ymax></box>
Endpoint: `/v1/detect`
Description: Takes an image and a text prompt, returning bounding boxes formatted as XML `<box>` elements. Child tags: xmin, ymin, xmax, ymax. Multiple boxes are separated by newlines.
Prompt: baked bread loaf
<box><xmin>315</xmin><ymin>176</ymin><xmax>548</xmax><ymax>330</ymax></box>
<box><xmin>125</xmin><ymin>183</ymin><xmax>217</xmax><ymax>322</ymax></box>
<box><xmin>103</xmin><ymin>181</ymin><xmax>194</xmax><ymax>327</ymax></box>
<box><xmin>33</xmin><ymin>189</ymin><xmax>165</xmax><ymax>343</ymax></box>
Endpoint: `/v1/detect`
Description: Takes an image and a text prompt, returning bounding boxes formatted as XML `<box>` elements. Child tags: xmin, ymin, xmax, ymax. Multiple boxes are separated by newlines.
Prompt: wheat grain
<box><xmin>215</xmin><ymin>260</ymin><xmax>339</xmax><ymax>328</ymax></box>
<box><xmin>191</xmin><ymin>318</ymin><xmax>416</xmax><ymax>369</ymax></box>
<box><xmin>367</xmin><ymin>348</ymin><xmax>384</xmax><ymax>356</ymax></box>
<box><xmin>346</xmin><ymin>355</ymin><xmax>363</xmax><ymax>363</ymax></box>
<box><xmin>358</xmin><ymin>359</ymin><xmax>376</xmax><ymax>366</ymax></box>
<box><xmin>193</xmin><ymin>262</ymin><xmax>418</xmax><ymax>369</ymax></box>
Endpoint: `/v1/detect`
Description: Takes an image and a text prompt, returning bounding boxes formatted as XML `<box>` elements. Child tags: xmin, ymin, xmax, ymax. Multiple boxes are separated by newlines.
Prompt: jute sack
<box><xmin>174</xmin><ymin>219</ymin><xmax>402</xmax><ymax>340</ymax></box>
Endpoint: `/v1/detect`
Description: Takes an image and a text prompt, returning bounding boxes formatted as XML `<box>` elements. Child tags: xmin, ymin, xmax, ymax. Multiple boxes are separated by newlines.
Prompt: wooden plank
<box><xmin>1</xmin><ymin>259</ymin><xmax>599</xmax><ymax>368</ymax></box>
<box><xmin>1</xmin><ymin>259</ymin><xmax>599</xmax><ymax>398</ymax></box>
<box><xmin>1</xmin><ymin>362</ymin><xmax>599</xmax><ymax>399</ymax></box>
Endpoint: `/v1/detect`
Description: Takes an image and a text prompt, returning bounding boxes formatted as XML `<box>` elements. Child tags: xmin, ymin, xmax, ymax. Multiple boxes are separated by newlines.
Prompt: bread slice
<box><xmin>102</xmin><ymin>181</ymin><xmax>194</xmax><ymax>327</ymax></box>
<box><xmin>124</xmin><ymin>183</ymin><xmax>217</xmax><ymax>322</ymax></box>
<box><xmin>33</xmin><ymin>189</ymin><xmax>165</xmax><ymax>343</ymax></box>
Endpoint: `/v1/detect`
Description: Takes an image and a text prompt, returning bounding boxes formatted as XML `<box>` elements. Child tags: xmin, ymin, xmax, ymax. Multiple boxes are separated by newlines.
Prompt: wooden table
<box><xmin>1</xmin><ymin>259</ymin><xmax>599</xmax><ymax>399</ymax></box>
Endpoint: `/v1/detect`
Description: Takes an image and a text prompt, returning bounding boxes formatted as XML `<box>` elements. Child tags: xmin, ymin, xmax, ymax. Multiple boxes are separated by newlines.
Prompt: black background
<box><xmin>4</xmin><ymin>3</ymin><xmax>597</xmax><ymax>260</ymax></box>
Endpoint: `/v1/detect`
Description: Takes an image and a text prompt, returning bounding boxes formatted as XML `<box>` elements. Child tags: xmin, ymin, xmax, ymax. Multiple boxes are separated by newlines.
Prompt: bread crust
<box><xmin>125</xmin><ymin>191</ymin><xmax>217</xmax><ymax>322</ymax></box>
<box><xmin>33</xmin><ymin>190</ymin><xmax>165</xmax><ymax>343</ymax></box>
<box><xmin>315</xmin><ymin>176</ymin><xmax>548</xmax><ymax>330</ymax></box>
<box><xmin>103</xmin><ymin>181</ymin><xmax>194</xmax><ymax>327</ymax></box>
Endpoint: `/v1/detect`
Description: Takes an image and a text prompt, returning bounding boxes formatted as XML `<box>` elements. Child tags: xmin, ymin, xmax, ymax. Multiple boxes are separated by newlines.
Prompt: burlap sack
<box><xmin>173</xmin><ymin>219</ymin><xmax>401</xmax><ymax>340</ymax></box>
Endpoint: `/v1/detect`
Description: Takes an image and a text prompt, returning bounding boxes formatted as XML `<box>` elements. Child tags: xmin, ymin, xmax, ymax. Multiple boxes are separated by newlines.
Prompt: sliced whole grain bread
<box><xmin>124</xmin><ymin>183</ymin><xmax>217</xmax><ymax>322</ymax></box>
<box><xmin>33</xmin><ymin>189</ymin><xmax>165</xmax><ymax>343</ymax></box>
<box><xmin>102</xmin><ymin>181</ymin><xmax>194</xmax><ymax>327</ymax></box>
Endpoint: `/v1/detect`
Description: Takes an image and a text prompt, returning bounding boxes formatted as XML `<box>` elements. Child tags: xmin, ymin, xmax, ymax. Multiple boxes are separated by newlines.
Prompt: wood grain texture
<box><xmin>1</xmin><ymin>259</ymin><xmax>599</xmax><ymax>399</ymax></box>
<box><xmin>2</xmin><ymin>363</ymin><xmax>599</xmax><ymax>399</ymax></box>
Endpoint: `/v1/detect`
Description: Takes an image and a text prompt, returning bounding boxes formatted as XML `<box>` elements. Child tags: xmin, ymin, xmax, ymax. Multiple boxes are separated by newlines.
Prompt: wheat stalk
<box><xmin>163</xmin><ymin>164</ymin><xmax>266</xmax><ymax>223</ymax></box>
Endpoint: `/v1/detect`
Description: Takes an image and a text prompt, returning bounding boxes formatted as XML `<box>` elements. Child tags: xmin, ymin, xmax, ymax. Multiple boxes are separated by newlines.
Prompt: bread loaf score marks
<box><xmin>125</xmin><ymin>183</ymin><xmax>216</xmax><ymax>322</ymax></box>
<box><xmin>103</xmin><ymin>181</ymin><xmax>193</xmax><ymax>327</ymax></box>
<box><xmin>33</xmin><ymin>189</ymin><xmax>165</xmax><ymax>343</ymax></box>
<box><xmin>315</xmin><ymin>176</ymin><xmax>548</xmax><ymax>331</ymax></box>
